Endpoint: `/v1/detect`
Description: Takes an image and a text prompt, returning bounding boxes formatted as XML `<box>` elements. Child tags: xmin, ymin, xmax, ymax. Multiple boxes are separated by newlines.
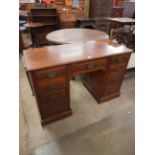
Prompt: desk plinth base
<box><xmin>41</xmin><ymin>110</ymin><xmax>72</xmax><ymax>126</ymax></box>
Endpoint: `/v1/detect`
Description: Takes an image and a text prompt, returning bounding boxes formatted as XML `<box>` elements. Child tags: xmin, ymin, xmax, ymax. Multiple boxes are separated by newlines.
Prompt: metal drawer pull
<box><xmin>47</xmin><ymin>72</ymin><xmax>56</xmax><ymax>78</ymax></box>
<box><xmin>48</xmin><ymin>84</ymin><xmax>58</xmax><ymax>89</ymax></box>
<box><xmin>49</xmin><ymin>94</ymin><xmax>59</xmax><ymax>101</ymax></box>
<box><xmin>111</xmin><ymin>78</ymin><xmax>119</xmax><ymax>83</ymax></box>
<box><xmin>85</xmin><ymin>63</ymin><xmax>96</xmax><ymax>69</ymax></box>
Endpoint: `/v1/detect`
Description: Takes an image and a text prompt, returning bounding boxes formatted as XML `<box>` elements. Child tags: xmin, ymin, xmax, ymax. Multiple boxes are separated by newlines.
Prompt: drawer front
<box><xmin>40</xmin><ymin>105</ymin><xmax>70</xmax><ymax>119</ymax></box>
<box><xmin>34</xmin><ymin>66</ymin><xmax>66</xmax><ymax>80</ymax></box>
<box><xmin>109</xmin><ymin>63</ymin><xmax>127</xmax><ymax>73</ymax></box>
<box><xmin>37</xmin><ymin>76</ymin><xmax>66</xmax><ymax>94</ymax></box>
<box><xmin>104</xmin><ymin>84</ymin><xmax>120</xmax><ymax>96</ymax></box>
<box><xmin>107</xmin><ymin>72</ymin><xmax>124</xmax><ymax>85</ymax></box>
<box><xmin>110</xmin><ymin>54</ymin><xmax>130</xmax><ymax>65</ymax></box>
<box><xmin>71</xmin><ymin>59</ymin><xmax>107</xmax><ymax>74</ymax></box>
<box><xmin>40</xmin><ymin>89</ymin><xmax>67</xmax><ymax>105</ymax></box>
<box><xmin>40</xmin><ymin>100</ymin><xmax>68</xmax><ymax>108</ymax></box>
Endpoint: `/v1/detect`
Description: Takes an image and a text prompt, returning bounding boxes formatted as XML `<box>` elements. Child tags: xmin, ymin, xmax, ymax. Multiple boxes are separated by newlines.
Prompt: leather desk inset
<box><xmin>23</xmin><ymin>39</ymin><xmax>132</xmax><ymax>126</ymax></box>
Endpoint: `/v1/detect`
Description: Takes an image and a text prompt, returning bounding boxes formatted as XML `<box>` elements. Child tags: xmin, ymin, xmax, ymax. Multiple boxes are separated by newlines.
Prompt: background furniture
<box><xmin>112</xmin><ymin>6</ymin><xmax>124</xmax><ymax>17</ymax></box>
<box><xmin>26</xmin><ymin>8</ymin><xmax>59</xmax><ymax>47</ymax></box>
<box><xmin>58</xmin><ymin>12</ymin><xmax>77</xmax><ymax>29</ymax></box>
<box><xmin>108</xmin><ymin>17</ymin><xmax>135</xmax><ymax>50</ymax></box>
<box><xmin>46</xmin><ymin>28</ymin><xmax>109</xmax><ymax>44</ymax></box>
<box><xmin>117</xmin><ymin>1</ymin><xmax>135</xmax><ymax>18</ymax></box>
<box><xmin>77</xmin><ymin>17</ymin><xmax>96</xmax><ymax>29</ymax></box>
<box><xmin>89</xmin><ymin>0</ymin><xmax>113</xmax><ymax>33</ymax></box>
<box><xmin>23</xmin><ymin>40</ymin><xmax>132</xmax><ymax>126</ymax></box>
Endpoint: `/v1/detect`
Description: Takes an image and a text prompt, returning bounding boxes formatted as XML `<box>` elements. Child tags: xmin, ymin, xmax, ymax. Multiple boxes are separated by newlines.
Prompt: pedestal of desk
<box><xmin>83</xmin><ymin>70</ymin><xmax>121</xmax><ymax>103</ymax></box>
<box><xmin>83</xmin><ymin>53</ymin><xmax>131</xmax><ymax>103</ymax></box>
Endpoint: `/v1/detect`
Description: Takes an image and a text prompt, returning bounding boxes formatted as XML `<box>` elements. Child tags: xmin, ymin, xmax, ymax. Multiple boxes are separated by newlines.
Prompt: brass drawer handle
<box><xmin>49</xmin><ymin>94</ymin><xmax>59</xmax><ymax>101</ymax></box>
<box><xmin>85</xmin><ymin>63</ymin><xmax>96</xmax><ymax>69</ymax></box>
<box><xmin>111</xmin><ymin>78</ymin><xmax>119</xmax><ymax>83</ymax></box>
<box><xmin>48</xmin><ymin>84</ymin><xmax>58</xmax><ymax>89</ymax></box>
<box><xmin>47</xmin><ymin>72</ymin><xmax>56</xmax><ymax>78</ymax></box>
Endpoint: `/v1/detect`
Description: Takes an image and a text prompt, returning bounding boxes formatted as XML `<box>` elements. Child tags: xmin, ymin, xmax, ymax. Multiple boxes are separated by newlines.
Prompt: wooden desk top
<box><xmin>46</xmin><ymin>28</ymin><xmax>109</xmax><ymax>44</ymax></box>
<box><xmin>23</xmin><ymin>40</ymin><xmax>132</xmax><ymax>71</ymax></box>
<box><xmin>107</xmin><ymin>17</ymin><xmax>135</xmax><ymax>24</ymax></box>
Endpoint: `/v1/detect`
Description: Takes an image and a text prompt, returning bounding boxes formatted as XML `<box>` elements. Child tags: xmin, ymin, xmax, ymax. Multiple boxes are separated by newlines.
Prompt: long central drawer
<box><xmin>71</xmin><ymin>58</ymin><xmax>107</xmax><ymax>75</ymax></box>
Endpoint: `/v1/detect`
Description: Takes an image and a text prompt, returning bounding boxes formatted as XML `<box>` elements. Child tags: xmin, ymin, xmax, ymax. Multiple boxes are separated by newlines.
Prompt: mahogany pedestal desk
<box><xmin>23</xmin><ymin>40</ymin><xmax>132</xmax><ymax>126</ymax></box>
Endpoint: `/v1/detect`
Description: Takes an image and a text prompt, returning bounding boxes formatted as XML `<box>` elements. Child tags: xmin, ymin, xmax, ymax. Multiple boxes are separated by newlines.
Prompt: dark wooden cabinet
<box><xmin>28</xmin><ymin>8</ymin><xmax>59</xmax><ymax>46</ymax></box>
<box><xmin>89</xmin><ymin>0</ymin><xmax>113</xmax><ymax>33</ymax></box>
<box><xmin>89</xmin><ymin>0</ymin><xmax>113</xmax><ymax>17</ymax></box>
<box><xmin>112</xmin><ymin>6</ymin><xmax>124</xmax><ymax>17</ymax></box>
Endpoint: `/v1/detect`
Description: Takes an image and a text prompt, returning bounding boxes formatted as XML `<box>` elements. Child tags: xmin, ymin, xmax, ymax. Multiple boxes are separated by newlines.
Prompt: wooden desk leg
<box><xmin>26</xmin><ymin>71</ymin><xmax>35</xmax><ymax>96</ymax></box>
<box><xmin>19</xmin><ymin>31</ymin><xmax>25</xmax><ymax>52</ymax></box>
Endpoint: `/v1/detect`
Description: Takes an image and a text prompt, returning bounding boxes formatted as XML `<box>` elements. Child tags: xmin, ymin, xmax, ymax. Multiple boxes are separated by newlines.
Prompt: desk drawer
<box><xmin>37</xmin><ymin>77</ymin><xmax>67</xmax><ymax>94</ymax></box>
<box><xmin>110</xmin><ymin>54</ymin><xmax>130</xmax><ymax>65</ymax></box>
<box><xmin>34</xmin><ymin>66</ymin><xmax>66</xmax><ymax>80</ymax></box>
<box><xmin>40</xmin><ymin>89</ymin><xmax>67</xmax><ymax>105</ymax></box>
<box><xmin>71</xmin><ymin>59</ymin><xmax>107</xmax><ymax>74</ymax></box>
<box><xmin>40</xmin><ymin>100</ymin><xmax>68</xmax><ymax>109</ymax></box>
<box><xmin>104</xmin><ymin>84</ymin><xmax>120</xmax><ymax>95</ymax></box>
<box><xmin>107</xmin><ymin>72</ymin><xmax>124</xmax><ymax>85</ymax></box>
<box><xmin>40</xmin><ymin>105</ymin><xmax>70</xmax><ymax>119</ymax></box>
<box><xmin>109</xmin><ymin>63</ymin><xmax>127</xmax><ymax>73</ymax></box>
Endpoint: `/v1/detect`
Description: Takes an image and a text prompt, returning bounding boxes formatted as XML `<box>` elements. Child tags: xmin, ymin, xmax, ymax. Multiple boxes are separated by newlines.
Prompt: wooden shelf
<box><xmin>30</xmin><ymin>15</ymin><xmax>57</xmax><ymax>17</ymax></box>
